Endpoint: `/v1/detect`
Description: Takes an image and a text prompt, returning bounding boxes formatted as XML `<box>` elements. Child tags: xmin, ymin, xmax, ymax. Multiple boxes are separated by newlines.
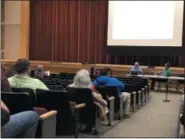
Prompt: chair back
<box><xmin>2</xmin><ymin>92</ymin><xmax>34</xmax><ymax>115</ymax></box>
<box><xmin>47</xmin><ymin>85</ymin><xmax>64</xmax><ymax>91</ymax></box>
<box><xmin>95</xmin><ymin>85</ymin><xmax>119</xmax><ymax>113</ymax></box>
<box><xmin>11</xmin><ymin>87</ymin><xmax>37</xmax><ymax>106</ymax></box>
<box><xmin>66</xmin><ymin>87</ymin><xmax>93</xmax><ymax>104</ymax></box>
<box><xmin>36</xmin><ymin>89</ymin><xmax>74</xmax><ymax>135</ymax></box>
<box><xmin>66</xmin><ymin>87</ymin><xmax>96</xmax><ymax>128</ymax></box>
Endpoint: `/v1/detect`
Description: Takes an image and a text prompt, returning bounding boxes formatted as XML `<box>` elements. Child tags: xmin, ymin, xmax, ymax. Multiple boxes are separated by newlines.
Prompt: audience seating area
<box><xmin>0</xmin><ymin>72</ymin><xmax>159</xmax><ymax>137</ymax></box>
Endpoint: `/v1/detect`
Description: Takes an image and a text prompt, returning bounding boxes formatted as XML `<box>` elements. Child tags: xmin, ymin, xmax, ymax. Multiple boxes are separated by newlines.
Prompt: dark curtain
<box><xmin>29</xmin><ymin>0</ymin><xmax>184</xmax><ymax>67</ymax></box>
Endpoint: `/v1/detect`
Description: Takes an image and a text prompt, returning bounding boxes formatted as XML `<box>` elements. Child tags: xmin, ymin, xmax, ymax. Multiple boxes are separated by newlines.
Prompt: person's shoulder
<box><xmin>8</xmin><ymin>76</ymin><xmax>14</xmax><ymax>81</ymax></box>
<box><xmin>100</xmin><ymin>76</ymin><xmax>110</xmax><ymax>79</ymax></box>
<box><xmin>28</xmin><ymin>77</ymin><xmax>42</xmax><ymax>82</ymax></box>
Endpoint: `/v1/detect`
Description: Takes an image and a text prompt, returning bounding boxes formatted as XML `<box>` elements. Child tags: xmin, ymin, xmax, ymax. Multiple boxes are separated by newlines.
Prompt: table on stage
<box><xmin>137</xmin><ymin>74</ymin><xmax>185</xmax><ymax>81</ymax></box>
<box><xmin>125</xmin><ymin>74</ymin><xmax>184</xmax><ymax>102</ymax></box>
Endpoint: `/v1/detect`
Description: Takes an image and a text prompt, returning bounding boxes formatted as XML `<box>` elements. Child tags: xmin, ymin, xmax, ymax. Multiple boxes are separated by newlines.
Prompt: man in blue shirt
<box><xmin>92</xmin><ymin>68</ymin><xmax>131</xmax><ymax>116</ymax></box>
<box><xmin>130</xmin><ymin>62</ymin><xmax>143</xmax><ymax>74</ymax></box>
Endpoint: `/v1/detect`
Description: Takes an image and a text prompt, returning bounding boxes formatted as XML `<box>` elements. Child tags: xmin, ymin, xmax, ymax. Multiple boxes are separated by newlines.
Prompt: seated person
<box><xmin>8</xmin><ymin>58</ymin><xmax>49</xmax><ymax>92</ymax></box>
<box><xmin>130</xmin><ymin>62</ymin><xmax>143</xmax><ymax>75</ymax></box>
<box><xmin>150</xmin><ymin>62</ymin><xmax>171</xmax><ymax>90</ymax></box>
<box><xmin>34</xmin><ymin>65</ymin><xmax>46</xmax><ymax>80</ymax></box>
<box><xmin>1</xmin><ymin>64</ymin><xmax>12</xmax><ymax>92</ymax></box>
<box><xmin>92</xmin><ymin>68</ymin><xmax>131</xmax><ymax>117</ymax></box>
<box><xmin>68</xmin><ymin>69</ymin><xmax>108</xmax><ymax>120</ymax></box>
<box><xmin>1</xmin><ymin>100</ymin><xmax>39</xmax><ymax>138</ymax></box>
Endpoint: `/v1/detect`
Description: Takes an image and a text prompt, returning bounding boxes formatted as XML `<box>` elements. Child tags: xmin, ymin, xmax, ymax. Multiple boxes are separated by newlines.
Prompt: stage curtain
<box><xmin>29</xmin><ymin>0</ymin><xmax>184</xmax><ymax>67</ymax></box>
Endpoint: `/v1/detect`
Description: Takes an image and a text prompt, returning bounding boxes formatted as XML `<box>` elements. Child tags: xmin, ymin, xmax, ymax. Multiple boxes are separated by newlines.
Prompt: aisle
<box><xmin>101</xmin><ymin>92</ymin><xmax>181</xmax><ymax>137</ymax></box>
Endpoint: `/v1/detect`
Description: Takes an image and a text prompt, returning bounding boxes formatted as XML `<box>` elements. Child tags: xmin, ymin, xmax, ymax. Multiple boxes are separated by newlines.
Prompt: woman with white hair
<box><xmin>68</xmin><ymin>69</ymin><xmax>108</xmax><ymax>120</ymax></box>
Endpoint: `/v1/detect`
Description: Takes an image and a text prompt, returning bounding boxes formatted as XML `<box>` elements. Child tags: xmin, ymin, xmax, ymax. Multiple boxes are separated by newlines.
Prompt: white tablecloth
<box><xmin>137</xmin><ymin>75</ymin><xmax>184</xmax><ymax>81</ymax></box>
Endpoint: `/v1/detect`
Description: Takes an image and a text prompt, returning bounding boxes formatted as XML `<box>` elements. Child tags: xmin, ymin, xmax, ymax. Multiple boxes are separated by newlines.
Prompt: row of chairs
<box><xmin>2</xmin><ymin>73</ymin><xmax>150</xmax><ymax>137</ymax></box>
<box><xmin>1</xmin><ymin>91</ymin><xmax>57</xmax><ymax>138</ymax></box>
<box><xmin>43</xmin><ymin>74</ymin><xmax>150</xmax><ymax>121</ymax></box>
<box><xmin>2</xmin><ymin>88</ymin><xmax>90</xmax><ymax>137</ymax></box>
<box><xmin>45</xmin><ymin>75</ymin><xmax>151</xmax><ymax>133</ymax></box>
<box><xmin>2</xmin><ymin>85</ymin><xmax>150</xmax><ymax>138</ymax></box>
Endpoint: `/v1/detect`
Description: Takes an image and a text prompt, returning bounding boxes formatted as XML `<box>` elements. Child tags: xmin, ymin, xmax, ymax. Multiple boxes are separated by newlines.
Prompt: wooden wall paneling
<box><xmin>20</xmin><ymin>1</ymin><xmax>30</xmax><ymax>58</ymax></box>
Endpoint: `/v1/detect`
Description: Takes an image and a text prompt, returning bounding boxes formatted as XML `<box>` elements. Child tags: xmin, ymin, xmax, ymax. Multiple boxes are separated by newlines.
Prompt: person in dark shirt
<box><xmin>1</xmin><ymin>64</ymin><xmax>11</xmax><ymax>92</ymax></box>
<box><xmin>1</xmin><ymin>100</ymin><xmax>39</xmax><ymax>138</ymax></box>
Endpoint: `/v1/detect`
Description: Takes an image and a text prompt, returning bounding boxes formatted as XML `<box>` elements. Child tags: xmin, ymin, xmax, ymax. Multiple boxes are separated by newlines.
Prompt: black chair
<box><xmin>95</xmin><ymin>86</ymin><xmax>125</xmax><ymax>120</ymax></box>
<box><xmin>1</xmin><ymin>92</ymin><xmax>34</xmax><ymax>115</ymax></box>
<box><xmin>36</xmin><ymin>89</ymin><xmax>84</xmax><ymax>137</ymax></box>
<box><xmin>66</xmin><ymin>87</ymin><xmax>98</xmax><ymax>135</ymax></box>
<box><xmin>43</xmin><ymin>81</ymin><xmax>57</xmax><ymax>85</ymax></box>
<box><xmin>47</xmin><ymin>85</ymin><xmax>64</xmax><ymax>91</ymax></box>
<box><xmin>2</xmin><ymin>92</ymin><xmax>58</xmax><ymax>138</ymax></box>
<box><xmin>11</xmin><ymin>88</ymin><xmax>37</xmax><ymax>106</ymax></box>
<box><xmin>124</xmin><ymin>83</ymin><xmax>138</xmax><ymax>111</ymax></box>
<box><xmin>30</xmin><ymin>70</ymin><xmax>35</xmax><ymax>77</ymax></box>
<box><xmin>121</xmin><ymin>77</ymin><xmax>148</xmax><ymax>105</ymax></box>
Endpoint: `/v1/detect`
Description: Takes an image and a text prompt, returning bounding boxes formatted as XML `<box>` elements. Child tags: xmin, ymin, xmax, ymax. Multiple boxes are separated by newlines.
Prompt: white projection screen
<box><xmin>107</xmin><ymin>1</ymin><xmax>184</xmax><ymax>47</ymax></box>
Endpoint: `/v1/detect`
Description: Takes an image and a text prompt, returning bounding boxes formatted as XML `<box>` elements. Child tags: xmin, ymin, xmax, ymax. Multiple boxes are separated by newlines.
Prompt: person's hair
<box><xmin>135</xmin><ymin>62</ymin><xmax>139</xmax><ymax>65</ymax></box>
<box><xmin>73</xmin><ymin>69</ymin><xmax>91</xmax><ymax>88</ymax></box>
<box><xmin>165</xmin><ymin>62</ymin><xmax>170</xmax><ymax>69</ymax></box>
<box><xmin>99</xmin><ymin>67</ymin><xmax>111</xmax><ymax>76</ymax></box>
<box><xmin>15</xmin><ymin>58</ymin><xmax>30</xmax><ymax>74</ymax></box>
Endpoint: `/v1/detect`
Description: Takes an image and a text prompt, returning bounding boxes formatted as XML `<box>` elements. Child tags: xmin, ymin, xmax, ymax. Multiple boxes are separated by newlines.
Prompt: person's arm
<box><xmin>1</xmin><ymin>100</ymin><xmax>10</xmax><ymax>114</ymax></box>
<box><xmin>91</xmin><ymin>91</ymin><xmax>107</xmax><ymax>106</ymax></box>
<box><xmin>130</xmin><ymin>66</ymin><xmax>135</xmax><ymax>72</ymax></box>
<box><xmin>116</xmin><ymin>79</ymin><xmax>125</xmax><ymax>91</ymax></box>
<box><xmin>92</xmin><ymin>79</ymin><xmax>98</xmax><ymax>86</ymax></box>
<box><xmin>139</xmin><ymin>67</ymin><xmax>143</xmax><ymax>74</ymax></box>
<box><xmin>37</xmin><ymin>80</ymin><xmax>49</xmax><ymax>90</ymax></box>
<box><xmin>168</xmin><ymin>69</ymin><xmax>172</xmax><ymax>76</ymax></box>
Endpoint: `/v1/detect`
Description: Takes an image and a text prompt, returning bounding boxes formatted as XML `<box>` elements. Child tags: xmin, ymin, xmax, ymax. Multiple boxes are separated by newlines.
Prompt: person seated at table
<box><xmin>8</xmin><ymin>58</ymin><xmax>49</xmax><ymax>92</ymax></box>
<box><xmin>68</xmin><ymin>69</ymin><xmax>108</xmax><ymax>120</ymax></box>
<box><xmin>130</xmin><ymin>62</ymin><xmax>143</xmax><ymax>74</ymax></box>
<box><xmin>92</xmin><ymin>68</ymin><xmax>131</xmax><ymax>117</ymax></box>
<box><xmin>150</xmin><ymin>62</ymin><xmax>172</xmax><ymax>90</ymax></box>
<box><xmin>1</xmin><ymin>100</ymin><xmax>39</xmax><ymax>138</ymax></box>
<box><xmin>1</xmin><ymin>64</ymin><xmax>12</xmax><ymax>92</ymax></box>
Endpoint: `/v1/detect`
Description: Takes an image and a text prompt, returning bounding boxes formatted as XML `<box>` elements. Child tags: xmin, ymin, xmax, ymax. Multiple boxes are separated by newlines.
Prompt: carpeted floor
<box><xmin>101</xmin><ymin>92</ymin><xmax>181</xmax><ymax>138</ymax></box>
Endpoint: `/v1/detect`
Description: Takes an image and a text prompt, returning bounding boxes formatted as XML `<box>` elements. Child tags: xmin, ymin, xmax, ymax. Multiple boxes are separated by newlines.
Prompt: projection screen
<box><xmin>107</xmin><ymin>1</ymin><xmax>184</xmax><ymax>47</ymax></box>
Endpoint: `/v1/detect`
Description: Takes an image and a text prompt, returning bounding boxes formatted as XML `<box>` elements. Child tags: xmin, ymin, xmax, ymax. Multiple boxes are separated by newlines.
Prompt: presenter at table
<box><xmin>130</xmin><ymin>62</ymin><xmax>143</xmax><ymax>74</ymax></box>
<box><xmin>150</xmin><ymin>62</ymin><xmax>171</xmax><ymax>90</ymax></box>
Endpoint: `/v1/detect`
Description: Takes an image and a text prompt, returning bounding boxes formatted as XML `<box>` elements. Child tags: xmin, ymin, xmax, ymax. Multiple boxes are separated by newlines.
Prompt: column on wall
<box><xmin>1</xmin><ymin>1</ymin><xmax>30</xmax><ymax>60</ymax></box>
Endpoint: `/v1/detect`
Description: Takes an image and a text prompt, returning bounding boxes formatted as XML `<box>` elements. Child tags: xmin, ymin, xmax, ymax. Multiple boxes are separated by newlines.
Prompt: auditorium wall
<box><xmin>1</xmin><ymin>1</ymin><xmax>29</xmax><ymax>59</ymax></box>
<box><xmin>29</xmin><ymin>1</ymin><xmax>184</xmax><ymax>67</ymax></box>
<box><xmin>2</xmin><ymin>1</ymin><xmax>21</xmax><ymax>59</ymax></box>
